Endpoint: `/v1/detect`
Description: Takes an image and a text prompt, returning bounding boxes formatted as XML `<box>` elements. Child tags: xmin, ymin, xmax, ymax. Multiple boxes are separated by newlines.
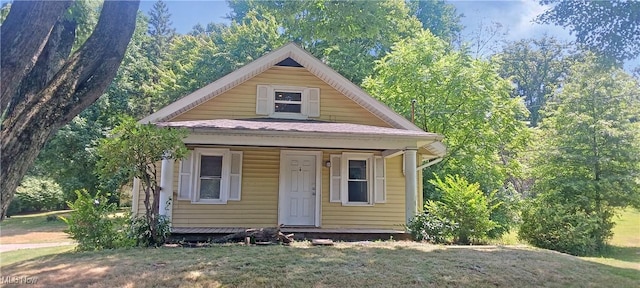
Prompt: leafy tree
<box><xmin>363</xmin><ymin>30</ymin><xmax>529</xmax><ymax>198</ymax></box>
<box><xmin>493</xmin><ymin>36</ymin><xmax>571</xmax><ymax>126</ymax></box>
<box><xmin>8</xmin><ymin>176</ymin><xmax>65</xmax><ymax>215</ymax></box>
<box><xmin>522</xmin><ymin>54</ymin><xmax>640</xmax><ymax>254</ymax></box>
<box><xmin>0</xmin><ymin>0</ymin><xmax>140</xmax><ymax>220</ymax></box>
<box><xmin>467</xmin><ymin>20</ymin><xmax>508</xmax><ymax>59</ymax></box>
<box><xmin>30</xmin><ymin>116</ymin><xmax>104</xmax><ymax>202</ymax></box>
<box><xmin>153</xmin><ymin>10</ymin><xmax>285</xmax><ymax>107</ymax></box>
<box><xmin>407</xmin><ymin>0</ymin><xmax>464</xmax><ymax>44</ymax></box>
<box><xmin>227</xmin><ymin>0</ymin><xmax>422</xmax><ymax>84</ymax></box>
<box><xmin>147</xmin><ymin>0</ymin><xmax>175</xmax><ymax>63</ymax></box>
<box><xmin>28</xmin><ymin>12</ymin><xmax>155</xmax><ymax>204</ymax></box>
<box><xmin>537</xmin><ymin>0</ymin><xmax>640</xmax><ymax>63</ymax></box>
<box><xmin>97</xmin><ymin>116</ymin><xmax>187</xmax><ymax>245</ymax></box>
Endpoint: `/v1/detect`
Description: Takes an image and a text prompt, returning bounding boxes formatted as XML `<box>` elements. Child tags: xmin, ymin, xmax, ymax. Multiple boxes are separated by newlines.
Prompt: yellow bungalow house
<box><xmin>133</xmin><ymin>43</ymin><xmax>446</xmax><ymax>236</ymax></box>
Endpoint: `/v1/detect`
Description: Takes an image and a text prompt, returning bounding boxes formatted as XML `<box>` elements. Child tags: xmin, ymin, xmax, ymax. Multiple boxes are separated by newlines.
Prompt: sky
<box><xmin>139</xmin><ymin>0</ymin><xmax>573</xmax><ymax>42</ymax></box>
<box><xmin>140</xmin><ymin>0</ymin><xmax>640</xmax><ymax>69</ymax></box>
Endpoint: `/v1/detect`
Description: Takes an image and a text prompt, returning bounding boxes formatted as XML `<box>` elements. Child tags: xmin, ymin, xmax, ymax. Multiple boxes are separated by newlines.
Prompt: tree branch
<box><xmin>0</xmin><ymin>0</ymin><xmax>72</xmax><ymax>113</ymax></box>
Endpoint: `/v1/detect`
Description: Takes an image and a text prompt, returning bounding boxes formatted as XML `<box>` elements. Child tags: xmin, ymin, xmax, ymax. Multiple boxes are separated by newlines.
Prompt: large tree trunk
<box><xmin>0</xmin><ymin>0</ymin><xmax>140</xmax><ymax>220</ymax></box>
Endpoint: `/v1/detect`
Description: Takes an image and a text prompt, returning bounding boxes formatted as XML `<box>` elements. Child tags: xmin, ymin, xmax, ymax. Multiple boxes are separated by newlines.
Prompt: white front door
<box><xmin>280</xmin><ymin>154</ymin><xmax>316</xmax><ymax>226</ymax></box>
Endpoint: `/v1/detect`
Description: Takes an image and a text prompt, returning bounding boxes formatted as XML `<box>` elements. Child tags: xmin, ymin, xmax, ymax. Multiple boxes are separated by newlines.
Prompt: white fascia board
<box><xmin>183</xmin><ymin>132</ymin><xmax>427</xmax><ymax>151</ymax></box>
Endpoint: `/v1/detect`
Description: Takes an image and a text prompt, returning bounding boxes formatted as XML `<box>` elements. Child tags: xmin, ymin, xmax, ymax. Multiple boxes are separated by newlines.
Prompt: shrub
<box><xmin>7</xmin><ymin>176</ymin><xmax>65</xmax><ymax>215</ymax></box>
<box><xmin>62</xmin><ymin>190</ymin><xmax>134</xmax><ymax>251</ymax></box>
<box><xmin>407</xmin><ymin>211</ymin><xmax>458</xmax><ymax>243</ymax></box>
<box><xmin>410</xmin><ymin>175</ymin><xmax>498</xmax><ymax>244</ymax></box>
<box><xmin>129</xmin><ymin>215</ymin><xmax>171</xmax><ymax>247</ymax></box>
<box><xmin>518</xmin><ymin>194</ymin><xmax>614</xmax><ymax>256</ymax></box>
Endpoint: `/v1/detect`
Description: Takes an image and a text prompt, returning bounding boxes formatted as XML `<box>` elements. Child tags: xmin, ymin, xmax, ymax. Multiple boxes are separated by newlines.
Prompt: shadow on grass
<box><xmin>596</xmin><ymin>246</ymin><xmax>640</xmax><ymax>263</ymax></box>
<box><xmin>1</xmin><ymin>242</ymin><xmax>639</xmax><ymax>288</ymax></box>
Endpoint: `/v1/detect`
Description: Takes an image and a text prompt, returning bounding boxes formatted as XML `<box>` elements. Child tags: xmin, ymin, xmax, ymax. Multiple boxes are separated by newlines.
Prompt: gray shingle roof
<box><xmin>157</xmin><ymin>118</ymin><xmax>440</xmax><ymax>139</ymax></box>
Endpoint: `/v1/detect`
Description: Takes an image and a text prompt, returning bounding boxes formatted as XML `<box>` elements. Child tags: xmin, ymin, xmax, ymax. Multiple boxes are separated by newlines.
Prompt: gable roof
<box><xmin>140</xmin><ymin>43</ymin><xmax>422</xmax><ymax>131</ymax></box>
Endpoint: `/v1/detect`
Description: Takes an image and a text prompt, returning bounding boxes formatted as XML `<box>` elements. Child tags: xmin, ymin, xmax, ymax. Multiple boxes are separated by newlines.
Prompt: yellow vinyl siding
<box><xmin>321</xmin><ymin>151</ymin><xmax>405</xmax><ymax>230</ymax></box>
<box><xmin>171</xmin><ymin>147</ymin><xmax>280</xmax><ymax>228</ymax></box>
<box><xmin>171</xmin><ymin>66</ymin><xmax>393</xmax><ymax>128</ymax></box>
<box><xmin>139</xmin><ymin>147</ymin><xmax>408</xmax><ymax>230</ymax></box>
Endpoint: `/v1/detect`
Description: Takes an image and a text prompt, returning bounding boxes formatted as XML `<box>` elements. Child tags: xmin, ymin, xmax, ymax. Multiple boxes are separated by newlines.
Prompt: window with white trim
<box><xmin>347</xmin><ymin>159</ymin><xmax>369</xmax><ymax>203</ymax></box>
<box><xmin>177</xmin><ymin>148</ymin><xmax>243</xmax><ymax>204</ymax></box>
<box><xmin>256</xmin><ymin>85</ymin><xmax>320</xmax><ymax>119</ymax></box>
<box><xmin>330</xmin><ymin>153</ymin><xmax>386</xmax><ymax>206</ymax></box>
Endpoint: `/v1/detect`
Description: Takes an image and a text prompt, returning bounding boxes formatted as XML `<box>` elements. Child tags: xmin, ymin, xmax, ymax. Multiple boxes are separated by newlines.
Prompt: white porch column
<box><xmin>159</xmin><ymin>157</ymin><xmax>175</xmax><ymax>220</ymax></box>
<box><xmin>404</xmin><ymin>148</ymin><xmax>418</xmax><ymax>225</ymax></box>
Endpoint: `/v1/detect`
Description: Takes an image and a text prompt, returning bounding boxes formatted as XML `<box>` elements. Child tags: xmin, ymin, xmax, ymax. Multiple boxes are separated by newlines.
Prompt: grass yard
<box><xmin>1</xmin><ymin>242</ymin><xmax>639</xmax><ymax>288</ymax></box>
<box><xmin>580</xmin><ymin>208</ymin><xmax>640</xmax><ymax>271</ymax></box>
<box><xmin>0</xmin><ymin>208</ymin><xmax>638</xmax><ymax>287</ymax></box>
<box><xmin>0</xmin><ymin>245</ymin><xmax>75</xmax><ymax>267</ymax></box>
<box><xmin>0</xmin><ymin>210</ymin><xmax>71</xmax><ymax>244</ymax></box>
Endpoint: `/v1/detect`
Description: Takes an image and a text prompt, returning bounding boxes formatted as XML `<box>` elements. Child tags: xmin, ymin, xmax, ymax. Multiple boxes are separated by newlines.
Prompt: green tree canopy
<box><xmin>493</xmin><ymin>36</ymin><xmax>571</xmax><ymax>126</ymax></box>
<box><xmin>537</xmin><ymin>0</ymin><xmax>640</xmax><ymax>63</ymax></box>
<box><xmin>520</xmin><ymin>54</ymin><xmax>640</xmax><ymax>254</ymax></box>
<box><xmin>533</xmin><ymin>54</ymin><xmax>640</xmax><ymax>208</ymax></box>
<box><xmin>363</xmin><ymin>30</ymin><xmax>529</xmax><ymax>196</ymax></box>
<box><xmin>407</xmin><ymin>0</ymin><xmax>463</xmax><ymax>44</ymax></box>
<box><xmin>226</xmin><ymin>0</ymin><xmax>422</xmax><ymax>84</ymax></box>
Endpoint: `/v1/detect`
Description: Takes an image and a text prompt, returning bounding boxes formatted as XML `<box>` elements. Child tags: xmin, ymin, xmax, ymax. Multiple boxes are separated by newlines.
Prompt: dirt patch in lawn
<box><xmin>0</xmin><ymin>231</ymin><xmax>70</xmax><ymax>245</ymax></box>
<box><xmin>2</xmin><ymin>242</ymin><xmax>639</xmax><ymax>288</ymax></box>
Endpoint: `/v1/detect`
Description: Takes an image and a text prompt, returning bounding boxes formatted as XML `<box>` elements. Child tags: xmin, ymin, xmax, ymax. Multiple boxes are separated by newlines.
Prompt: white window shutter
<box><xmin>228</xmin><ymin>151</ymin><xmax>243</xmax><ymax>201</ymax></box>
<box><xmin>374</xmin><ymin>156</ymin><xmax>386</xmax><ymax>203</ymax></box>
<box><xmin>177</xmin><ymin>151</ymin><xmax>193</xmax><ymax>200</ymax></box>
<box><xmin>256</xmin><ymin>85</ymin><xmax>272</xmax><ymax>115</ymax></box>
<box><xmin>330</xmin><ymin>155</ymin><xmax>341</xmax><ymax>202</ymax></box>
<box><xmin>304</xmin><ymin>88</ymin><xmax>320</xmax><ymax>117</ymax></box>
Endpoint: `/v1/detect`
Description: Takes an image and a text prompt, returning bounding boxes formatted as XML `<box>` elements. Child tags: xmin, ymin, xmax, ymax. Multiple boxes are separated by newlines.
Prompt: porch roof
<box><xmin>157</xmin><ymin>118</ymin><xmax>446</xmax><ymax>157</ymax></box>
<box><xmin>157</xmin><ymin>118</ymin><xmax>442</xmax><ymax>139</ymax></box>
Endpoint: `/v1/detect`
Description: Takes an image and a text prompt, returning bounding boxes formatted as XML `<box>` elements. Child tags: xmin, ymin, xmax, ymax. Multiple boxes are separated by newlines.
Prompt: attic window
<box><xmin>256</xmin><ymin>85</ymin><xmax>320</xmax><ymax>119</ymax></box>
<box><xmin>274</xmin><ymin>91</ymin><xmax>302</xmax><ymax>113</ymax></box>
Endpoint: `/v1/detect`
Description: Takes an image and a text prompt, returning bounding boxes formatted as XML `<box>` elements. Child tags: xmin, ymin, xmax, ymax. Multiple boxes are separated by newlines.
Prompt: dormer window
<box><xmin>256</xmin><ymin>85</ymin><xmax>320</xmax><ymax>119</ymax></box>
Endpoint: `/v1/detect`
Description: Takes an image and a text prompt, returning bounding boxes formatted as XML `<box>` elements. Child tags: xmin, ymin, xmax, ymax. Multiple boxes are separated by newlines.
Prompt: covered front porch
<box><xmin>138</xmin><ymin>118</ymin><xmax>445</xmax><ymax>232</ymax></box>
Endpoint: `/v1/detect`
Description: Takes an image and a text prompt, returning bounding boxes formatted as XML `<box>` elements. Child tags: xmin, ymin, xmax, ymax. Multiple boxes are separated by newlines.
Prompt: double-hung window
<box><xmin>177</xmin><ymin>148</ymin><xmax>243</xmax><ymax>204</ymax></box>
<box><xmin>198</xmin><ymin>155</ymin><xmax>224</xmax><ymax>201</ymax></box>
<box><xmin>329</xmin><ymin>152</ymin><xmax>386</xmax><ymax>206</ymax></box>
<box><xmin>347</xmin><ymin>159</ymin><xmax>369</xmax><ymax>203</ymax></box>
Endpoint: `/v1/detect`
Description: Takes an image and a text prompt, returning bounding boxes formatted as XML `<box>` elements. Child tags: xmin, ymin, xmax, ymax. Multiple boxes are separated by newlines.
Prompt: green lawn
<box><xmin>1</xmin><ymin>210</ymin><xmax>70</xmax><ymax>231</ymax></box>
<box><xmin>580</xmin><ymin>208</ymin><xmax>640</xmax><ymax>271</ymax></box>
<box><xmin>1</xmin><ymin>242</ymin><xmax>638</xmax><ymax>287</ymax></box>
<box><xmin>0</xmin><ymin>210</ymin><xmax>71</xmax><ymax>244</ymax></box>
<box><xmin>0</xmin><ymin>245</ymin><xmax>75</xmax><ymax>266</ymax></box>
<box><xmin>0</xmin><ymin>209</ymin><xmax>638</xmax><ymax>287</ymax></box>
